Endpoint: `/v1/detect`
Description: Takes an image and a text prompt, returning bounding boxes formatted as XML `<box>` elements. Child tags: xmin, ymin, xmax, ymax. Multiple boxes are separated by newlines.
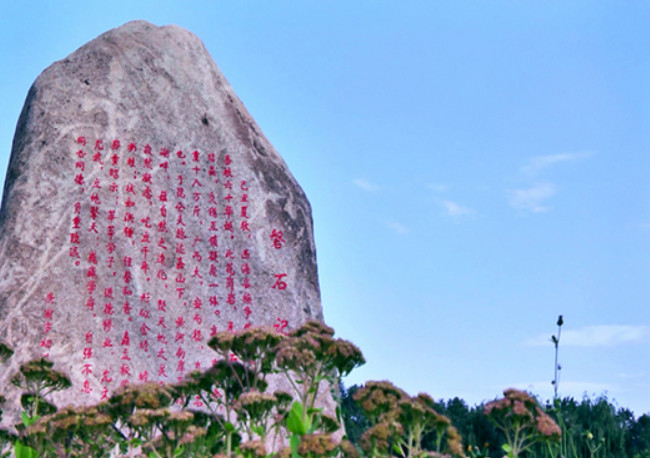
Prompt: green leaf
<box><xmin>287</xmin><ymin>401</ymin><xmax>306</xmax><ymax>436</ymax></box>
<box><xmin>290</xmin><ymin>434</ymin><xmax>300</xmax><ymax>458</ymax></box>
<box><xmin>130</xmin><ymin>438</ymin><xmax>143</xmax><ymax>447</ymax></box>
<box><xmin>224</xmin><ymin>421</ymin><xmax>236</xmax><ymax>433</ymax></box>
<box><xmin>307</xmin><ymin>407</ymin><xmax>323</xmax><ymax>416</ymax></box>
<box><xmin>307</xmin><ymin>415</ymin><xmax>319</xmax><ymax>435</ymax></box>
<box><xmin>251</xmin><ymin>425</ymin><xmax>265</xmax><ymax>436</ymax></box>
<box><xmin>14</xmin><ymin>441</ymin><xmax>38</xmax><ymax>458</ymax></box>
<box><xmin>20</xmin><ymin>413</ymin><xmax>38</xmax><ymax>427</ymax></box>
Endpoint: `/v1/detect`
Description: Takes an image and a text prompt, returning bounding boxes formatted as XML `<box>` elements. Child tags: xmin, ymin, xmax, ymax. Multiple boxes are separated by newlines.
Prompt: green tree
<box><xmin>340</xmin><ymin>384</ymin><xmax>370</xmax><ymax>446</ymax></box>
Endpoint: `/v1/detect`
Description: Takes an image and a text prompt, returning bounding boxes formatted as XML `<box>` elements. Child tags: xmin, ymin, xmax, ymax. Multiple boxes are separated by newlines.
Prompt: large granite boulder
<box><xmin>0</xmin><ymin>20</ymin><xmax>321</xmax><ymax>426</ymax></box>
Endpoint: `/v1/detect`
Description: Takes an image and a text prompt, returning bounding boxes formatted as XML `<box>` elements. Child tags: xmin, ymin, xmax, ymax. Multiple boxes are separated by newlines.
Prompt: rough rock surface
<box><xmin>0</xmin><ymin>20</ymin><xmax>322</xmax><ymax>426</ymax></box>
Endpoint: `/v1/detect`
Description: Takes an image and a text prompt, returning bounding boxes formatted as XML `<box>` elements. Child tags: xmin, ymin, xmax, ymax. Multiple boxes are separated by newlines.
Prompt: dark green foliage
<box><xmin>535</xmin><ymin>395</ymin><xmax>650</xmax><ymax>457</ymax></box>
<box><xmin>20</xmin><ymin>394</ymin><xmax>56</xmax><ymax>417</ymax></box>
<box><xmin>631</xmin><ymin>415</ymin><xmax>650</xmax><ymax>455</ymax></box>
<box><xmin>0</xmin><ymin>343</ymin><xmax>13</xmax><ymax>363</ymax></box>
<box><xmin>340</xmin><ymin>384</ymin><xmax>371</xmax><ymax>445</ymax></box>
<box><xmin>0</xmin><ymin>429</ymin><xmax>15</xmax><ymax>458</ymax></box>
<box><xmin>431</xmin><ymin>397</ymin><xmax>502</xmax><ymax>457</ymax></box>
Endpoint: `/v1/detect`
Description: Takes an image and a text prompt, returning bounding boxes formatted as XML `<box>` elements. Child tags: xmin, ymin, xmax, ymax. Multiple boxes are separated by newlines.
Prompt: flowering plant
<box><xmin>484</xmin><ymin>388</ymin><xmax>561</xmax><ymax>457</ymax></box>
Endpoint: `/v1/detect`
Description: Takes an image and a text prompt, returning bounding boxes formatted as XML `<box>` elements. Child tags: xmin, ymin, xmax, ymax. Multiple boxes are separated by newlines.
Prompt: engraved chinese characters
<box><xmin>65</xmin><ymin>137</ymin><xmax>292</xmax><ymax>398</ymax></box>
<box><xmin>0</xmin><ymin>20</ymin><xmax>322</xmax><ymax>427</ymax></box>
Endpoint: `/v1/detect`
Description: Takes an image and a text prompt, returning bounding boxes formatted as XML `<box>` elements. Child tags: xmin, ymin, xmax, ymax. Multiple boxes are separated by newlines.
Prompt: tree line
<box><xmin>341</xmin><ymin>384</ymin><xmax>650</xmax><ymax>457</ymax></box>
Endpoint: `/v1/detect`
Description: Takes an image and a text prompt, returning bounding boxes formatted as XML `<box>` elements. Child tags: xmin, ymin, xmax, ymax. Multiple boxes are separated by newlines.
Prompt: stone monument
<box><xmin>0</xmin><ymin>20</ymin><xmax>322</xmax><ymax>426</ymax></box>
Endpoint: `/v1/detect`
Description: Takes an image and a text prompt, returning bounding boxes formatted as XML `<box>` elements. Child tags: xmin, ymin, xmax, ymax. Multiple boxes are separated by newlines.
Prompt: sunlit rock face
<box><xmin>0</xmin><ymin>20</ymin><xmax>322</xmax><ymax>426</ymax></box>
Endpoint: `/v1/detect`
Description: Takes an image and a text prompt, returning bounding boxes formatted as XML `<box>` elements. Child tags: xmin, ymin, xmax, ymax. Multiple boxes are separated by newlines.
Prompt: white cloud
<box><xmin>525</xmin><ymin>325</ymin><xmax>650</xmax><ymax>347</ymax></box>
<box><xmin>508</xmin><ymin>182</ymin><xmax>555</xmax><ymax>212</ymax></box>
<box><xmin>441</xmin><ymin>200</ymin><xmax>474</xmax><ymax>217</ymax></box>
<box><xmin>509</xmin><ymin>152</ymin><xmax>592</xmax><ymax>213</ymax></box>
<box><xmin>385</xmin><ymin>221</ymin><xmax>410</xmax><ymax>235</ymax></box>
<box><xmin>522</xmin><ymin>152</ymin><xmax>593</xmax><ymax>176</ymax></box>
<box><xmin>353</xmin><ymin>178</ymin><xmax>381</xmax><ymax>192</ymax></box>
<box><xmin>615</xmin><ymin>371</ymin><xmax>646</xmax><ymax>380</ymax></box>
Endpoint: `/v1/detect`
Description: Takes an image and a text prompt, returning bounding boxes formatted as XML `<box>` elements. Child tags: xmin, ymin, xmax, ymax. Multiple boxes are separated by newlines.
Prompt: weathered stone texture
<box><xmin>0</xmin><ymin>20</ymin><xmax>321</xmax><ymax>426</ymax></box>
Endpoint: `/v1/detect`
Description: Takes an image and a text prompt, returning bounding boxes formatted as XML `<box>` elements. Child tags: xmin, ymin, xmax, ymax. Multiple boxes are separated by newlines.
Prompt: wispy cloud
<box><xmin>615</xmin><ymin>371</ymin><xmax>646</xmax><ymax>380</ymax></box>
<box><xmin>441</xmin><ymin>200</ymin><xmax>474</xmax><ymax>218</ymax></box>
<box><xmin>522</xmin><ymin>152</ymin><xmax>593</xmax><ymax>176</ymax></box>
<box><xmin>509</xmin><ymin>152</ymin><xmax>592</xmax><ymax>213</ymax></box>
<box><xmin>353</xmin><ymin>178</ymin><xmax>381</xmax><ymax>192</ymax></box>
<box><xmin>525</xmin><ymin>325</ymin><xmax>650</xmax><ymax>347</ymax></box>
<box><xmin>385</xmin><ymin>221</ymin><xmax>410</xmax><ymax>235</ymax></box>
<box><xmin>508</xmin><ymin>183</ymin><xmax>555</xmax><ymax>213</ymax></box>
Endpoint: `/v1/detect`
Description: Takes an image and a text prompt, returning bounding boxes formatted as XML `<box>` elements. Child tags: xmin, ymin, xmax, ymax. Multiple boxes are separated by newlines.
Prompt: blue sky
<box><xmin>2</xmin><ymin>1</ymin><xmax>650</xmax><ymax>416</ymax></box>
